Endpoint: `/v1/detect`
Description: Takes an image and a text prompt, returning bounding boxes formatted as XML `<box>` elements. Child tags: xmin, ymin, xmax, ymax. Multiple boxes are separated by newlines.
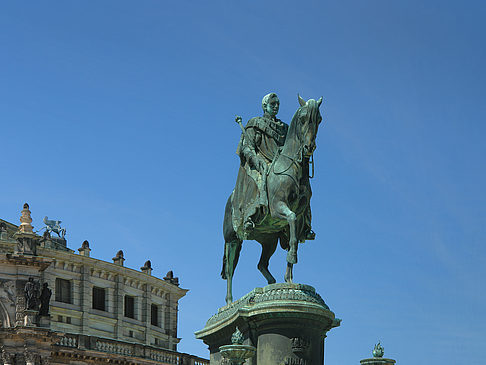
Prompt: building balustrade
<box><xmin>54</xmin><ymin>334</ymin><xmax>209</xmax><ymax>365</ymax></box>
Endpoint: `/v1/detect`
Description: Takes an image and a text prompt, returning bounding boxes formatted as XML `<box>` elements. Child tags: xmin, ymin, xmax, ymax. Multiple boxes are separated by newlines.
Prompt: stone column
<box><xmin>79</xmin><ymin>264</ymin><xmax>91</xmax><ymax>336</ymax></box>
<box><xmin>114</xmin><ymin>274</ymin><xmax>124</xmax><ymax>339</ymax></box>
<box><xmin>195</xmin><ymin>283</ymin><xmax>340</xmax><ymax>365</ymax></box>
<box><xmin>143</xmin><ymin>284</ymin><xmax>151</xmax><ymax>345</ymax></box>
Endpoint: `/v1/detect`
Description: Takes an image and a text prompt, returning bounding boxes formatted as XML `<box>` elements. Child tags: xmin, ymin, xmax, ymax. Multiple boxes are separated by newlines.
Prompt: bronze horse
<box><xmin>222</xmin><ymin>95</ymin><xmax>323</xmax><ymax>304</ymax></box>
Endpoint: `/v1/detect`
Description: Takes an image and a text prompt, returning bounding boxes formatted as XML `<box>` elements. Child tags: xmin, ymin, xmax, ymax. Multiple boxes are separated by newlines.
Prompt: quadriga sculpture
<box><xmin>222</xmin><ymin>94</ymin><xmax>323</xmax><ymax>304</ymax></box>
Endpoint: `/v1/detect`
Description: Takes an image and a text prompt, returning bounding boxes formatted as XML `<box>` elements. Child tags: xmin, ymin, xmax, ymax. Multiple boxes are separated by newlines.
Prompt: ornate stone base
<box><xmin>39</xmin><ymin>315</ymin><xmax>51</xmax><ymax>328</ymax></box>
<box><xmin>360</xmin><ymin>358</ymin><xmax>396</xmax><ymax>365</ymax></box>
<box><xmin>195</xmin><ymin>283</ymin><xmax>340</xmax><ymax>365</ymax></box>
<box><xmin>24</xmin><ymin>309</ymin><xmax>38</xmax><ymax>327</ymax></box>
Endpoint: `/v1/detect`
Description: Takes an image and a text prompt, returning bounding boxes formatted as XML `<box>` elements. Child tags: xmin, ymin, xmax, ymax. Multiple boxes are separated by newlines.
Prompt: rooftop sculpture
<box><xmin>43</xmin><ymin>216</ymin><xmax>66</xmax><ymax>239</ymax></box>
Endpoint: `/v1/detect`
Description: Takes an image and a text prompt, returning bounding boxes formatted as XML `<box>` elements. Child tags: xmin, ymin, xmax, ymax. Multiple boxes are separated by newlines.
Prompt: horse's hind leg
<box><xmin>223</xmin><ymin>239</ymin><xmax>242</xmax><ymax>304</ymax></box>
<box><xmin>257</xmin><ymin>236</ymin><xmax>278</xmax><ymax>284</ymax></box>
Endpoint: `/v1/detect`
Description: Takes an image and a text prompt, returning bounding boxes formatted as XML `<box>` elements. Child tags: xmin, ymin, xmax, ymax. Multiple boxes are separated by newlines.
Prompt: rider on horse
<box><xmin>233</xmin><ymin>93</ymin><xmax>315</xmax><ymax>241</ymax></box>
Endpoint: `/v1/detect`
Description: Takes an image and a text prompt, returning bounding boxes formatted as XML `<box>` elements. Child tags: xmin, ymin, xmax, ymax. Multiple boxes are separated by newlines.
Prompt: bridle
<box><xmin>272</xmin><ymin>105</ymin><xmax>317</xmax><ymax>180</ymax></box>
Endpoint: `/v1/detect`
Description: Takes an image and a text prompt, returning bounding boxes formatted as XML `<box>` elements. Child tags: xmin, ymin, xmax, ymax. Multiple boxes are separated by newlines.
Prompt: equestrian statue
<box><xmin>222</xmin><ymin>93</ymin><xmax>323</xmax><ymax>304</ymax></box>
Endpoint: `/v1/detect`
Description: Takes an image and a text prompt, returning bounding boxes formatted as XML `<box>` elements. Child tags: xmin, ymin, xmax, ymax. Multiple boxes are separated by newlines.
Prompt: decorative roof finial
<box><xmin>373</xmin><ymin>342</ymin><xmax>384</xmax><ymax>358</ymax></box>
<box><xmin>163</xmin><ymin>270</ymin><xmax>179</xmax><ymax>286</ymax></box>
<box><xmin>19</xmin><ymin>203</ymin><xmax>34</xmax><ymax>234</ymax></box>
<box><xmin>112</xmin><ymin>250</ymin><xmax>125</xmax><ymax>266</ymax></box>
<box><xmin>141</xmin><ymin>260</ymin><xmax>153</xmax><ymax>275</ymax></box>
<box><xmin>78</xmin><ymin>240</ymin><xmax>91</xmax><ymax>257</ymax></box>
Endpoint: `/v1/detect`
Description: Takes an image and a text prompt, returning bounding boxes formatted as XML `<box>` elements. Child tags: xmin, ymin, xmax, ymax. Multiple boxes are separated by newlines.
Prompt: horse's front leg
<box><xmin>284</xmin><ymin>262</ymin><xmax>293</xmax><ymax>283</ymax></box>
<box><xmin>274</xmin><ymin>201</ymin><xmax>298</xmax><ymax>265</ymax></box>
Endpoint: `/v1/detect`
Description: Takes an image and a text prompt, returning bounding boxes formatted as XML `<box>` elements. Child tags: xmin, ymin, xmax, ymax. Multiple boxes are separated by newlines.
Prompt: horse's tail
<box><xmin>222</xmin><ymin>192</ymin><xmax>242</xmax><ymax>280</ymax></box>
<box><xmin>221</xmin><ymin>242</ymin><xmax>228</xmax><ymax>280</ymax></box>
<box><xmin>222</xmin><ymin>193</ymin><xmax>233</xmax><ymax>279</ymax></box>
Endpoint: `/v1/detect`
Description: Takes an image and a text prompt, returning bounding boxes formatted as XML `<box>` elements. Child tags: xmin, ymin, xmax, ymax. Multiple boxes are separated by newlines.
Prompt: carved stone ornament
<box><xmin>1</xmin><ymin>347</ymin><xmax>15</xmax><ymax>365</ymax></box>
<box><xmin>206</xmin><ymin>283</ymin><xmax>330</xmax><ymax>327</ymax></box>
<box><xmin>284</xmin><ymin>358</ymin><xmax>308</xmax><ymax>365</ymax></box>
<box><xmin>291</xmin><ymin>337</ymin><xmax>310</xmax><ymax>355</ymax></box>
<box><xmin>24</xmin><ymin>347</ymin><xmax>38</xmax><ymax>365</ymax></box>
<box><xmin>0</xmin><ymin>280</ymin><xmax>16</xmax><ymax>305</ymax></box>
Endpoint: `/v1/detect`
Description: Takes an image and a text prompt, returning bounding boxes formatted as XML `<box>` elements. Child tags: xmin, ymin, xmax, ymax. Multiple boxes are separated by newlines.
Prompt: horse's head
<box><xmin>296</xmin><ymin>95</ymin><xmax>323</xmax><ymax>157</ymax></box>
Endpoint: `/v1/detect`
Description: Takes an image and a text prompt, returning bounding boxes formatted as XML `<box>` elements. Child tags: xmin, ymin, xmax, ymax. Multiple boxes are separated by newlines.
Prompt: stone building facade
<box><xmin>0</xmin><ymin>204</ymin><xmax>208</xmax><ymax>365</ymax></box>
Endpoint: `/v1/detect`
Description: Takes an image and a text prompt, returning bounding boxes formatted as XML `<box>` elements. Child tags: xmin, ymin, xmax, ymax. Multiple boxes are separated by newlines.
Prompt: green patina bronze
<box><xmin>373</xmin><ymin>342</ymin><xmax>385</xmax><ymax>358</ymax></box>
<box><xmin>222</xmin><ymin>93</ymin><xmax>323</xmax><ymax>304</ymax></box>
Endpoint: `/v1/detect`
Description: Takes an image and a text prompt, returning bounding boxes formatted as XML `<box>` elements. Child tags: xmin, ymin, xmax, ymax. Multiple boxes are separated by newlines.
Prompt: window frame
<box><xmin>55</xmin><ymin>278</ymin><xmax>72</xmax><ymax>304</ymax></box>
<box><xmin>92</xmin><ymin>286</ymin><xmax>106</xmax><ymax>311</ymax></box>
<box><xmin>151</xmin><ymin>304</ymin><xmax>159</xmax><ymax>327</ymax></box>
<box><xmin>124</xmin><ymin>295</ymin><xmax>135</xmax><ymax>319</ymax></box>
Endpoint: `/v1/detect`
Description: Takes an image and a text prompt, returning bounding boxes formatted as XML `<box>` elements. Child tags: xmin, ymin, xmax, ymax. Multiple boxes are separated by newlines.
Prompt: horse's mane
<box><xmin>284</xmin><ymin>99</ymin><xmax>320</xmax><ymax>146</ymax></box>
<box><xmin>285</xmin><ymin>106</ymin><xmax>303</xmax><ymax>143</ymax></box>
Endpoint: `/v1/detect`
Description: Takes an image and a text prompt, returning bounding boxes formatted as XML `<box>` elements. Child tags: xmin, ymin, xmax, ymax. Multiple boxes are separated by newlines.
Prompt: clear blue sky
<box><xmin>1</xmin><ymin>1</ymin><xmax>485</xmax><ymax>364</ymax></box>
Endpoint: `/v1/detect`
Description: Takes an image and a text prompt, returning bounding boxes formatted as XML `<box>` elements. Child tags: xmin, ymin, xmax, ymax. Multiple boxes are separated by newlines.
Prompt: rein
<box><xmin>272</xmin><ymin>110</ymin><xmax>315</xmax><ymax>179</ymax></box>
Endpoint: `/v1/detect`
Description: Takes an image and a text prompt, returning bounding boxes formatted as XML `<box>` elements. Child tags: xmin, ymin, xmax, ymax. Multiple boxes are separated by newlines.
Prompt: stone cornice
<box><xmin>1</xmin><ymin>254</ymin><xmax>53</xmax><ymax>271</ymax></box>
<box><xmin>38</xmin><ymin>247</ymin><xmax>187</xmax><ymax>299</ymax></box>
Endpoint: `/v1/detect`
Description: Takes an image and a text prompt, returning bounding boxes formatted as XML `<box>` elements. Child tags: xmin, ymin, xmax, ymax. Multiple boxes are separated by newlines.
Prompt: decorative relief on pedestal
<box><xmin>284</xmin><ymin>337</ymin><xmax>310</xmax><ymax>365</ymax></box>
<box><xmin>206</xmin><ymin>284</ymin><xmax>329</xmax><ymax>327</ymax></box>
<box><xmin>291</xmin><ymin>337</ymin><xmax>310</xmax><ymax>355</ymax></box>
<box><xmin>284</xmin><ymin>358</ymin><xmax>308</xmax><ymax>365</ymax></box>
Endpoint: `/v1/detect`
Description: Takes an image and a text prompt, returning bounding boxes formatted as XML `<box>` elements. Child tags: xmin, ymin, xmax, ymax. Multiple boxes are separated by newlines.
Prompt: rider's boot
<box><xmin>305</xmin><ymin>230</ymin><xmax>316</xmax><ymax>240</ymax></box>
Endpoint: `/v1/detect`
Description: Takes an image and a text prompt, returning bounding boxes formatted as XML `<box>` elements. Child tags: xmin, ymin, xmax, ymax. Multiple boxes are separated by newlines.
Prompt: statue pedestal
<box><xmin>24</xmin><ymin>309</ymin><xmax>38</xmax><ymax>327</ymax></box>
<box><xmin>39</xmin><ymin>315</ymin><xmax>51</xmax><ymax>328</ymax></box>
<box><xmin>195</xmin><ymin>283</ymin><xmax>340</xmax><ymax>365</ymax></box>
<box><xmin>360</xmin><ymin>358</ymin><xmax>396</xmax><ymax>365</ymax></box>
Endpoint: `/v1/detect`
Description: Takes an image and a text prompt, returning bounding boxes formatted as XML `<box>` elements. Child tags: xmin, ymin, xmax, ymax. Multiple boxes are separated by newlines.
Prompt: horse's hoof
<box><xmin>287</xmin><ymin>251</ymin><xmax>297</xmax><ymax>264</ymax></box>
<box><xmin>284</xmin><ymin>275</ymin><xmax>293</xmax><ymax>284</ymax></box>
<box><xmin>268</xmin><ymin>278</ymin><xmax>276</xmax><ymax>284</ymax></box>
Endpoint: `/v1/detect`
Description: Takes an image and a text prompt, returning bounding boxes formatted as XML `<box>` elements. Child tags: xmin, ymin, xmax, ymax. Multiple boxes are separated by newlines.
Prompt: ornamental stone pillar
<box><xmin>196</xmin><ymin>283</ymin><xmax>340</xmax><ymax>365</ymax></box>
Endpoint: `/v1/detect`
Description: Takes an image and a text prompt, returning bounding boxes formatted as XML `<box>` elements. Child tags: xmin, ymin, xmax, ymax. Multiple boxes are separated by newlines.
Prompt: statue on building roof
<box><xmin>43</xmin><ymin>216</ymin><xmax>66</xmax><ymax>239</ymax></box>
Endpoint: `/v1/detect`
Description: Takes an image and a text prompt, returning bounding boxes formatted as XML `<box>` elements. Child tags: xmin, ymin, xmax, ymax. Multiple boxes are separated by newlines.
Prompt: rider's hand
<box><xmin>257</xmin><ymin>157</ymin><xmax>267</xmax><ymax>173</ymax></box>
<box><xmin>235</xmin><ymin>115</ymin><xmax>242</xmax><ymax>124</ymax></box>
